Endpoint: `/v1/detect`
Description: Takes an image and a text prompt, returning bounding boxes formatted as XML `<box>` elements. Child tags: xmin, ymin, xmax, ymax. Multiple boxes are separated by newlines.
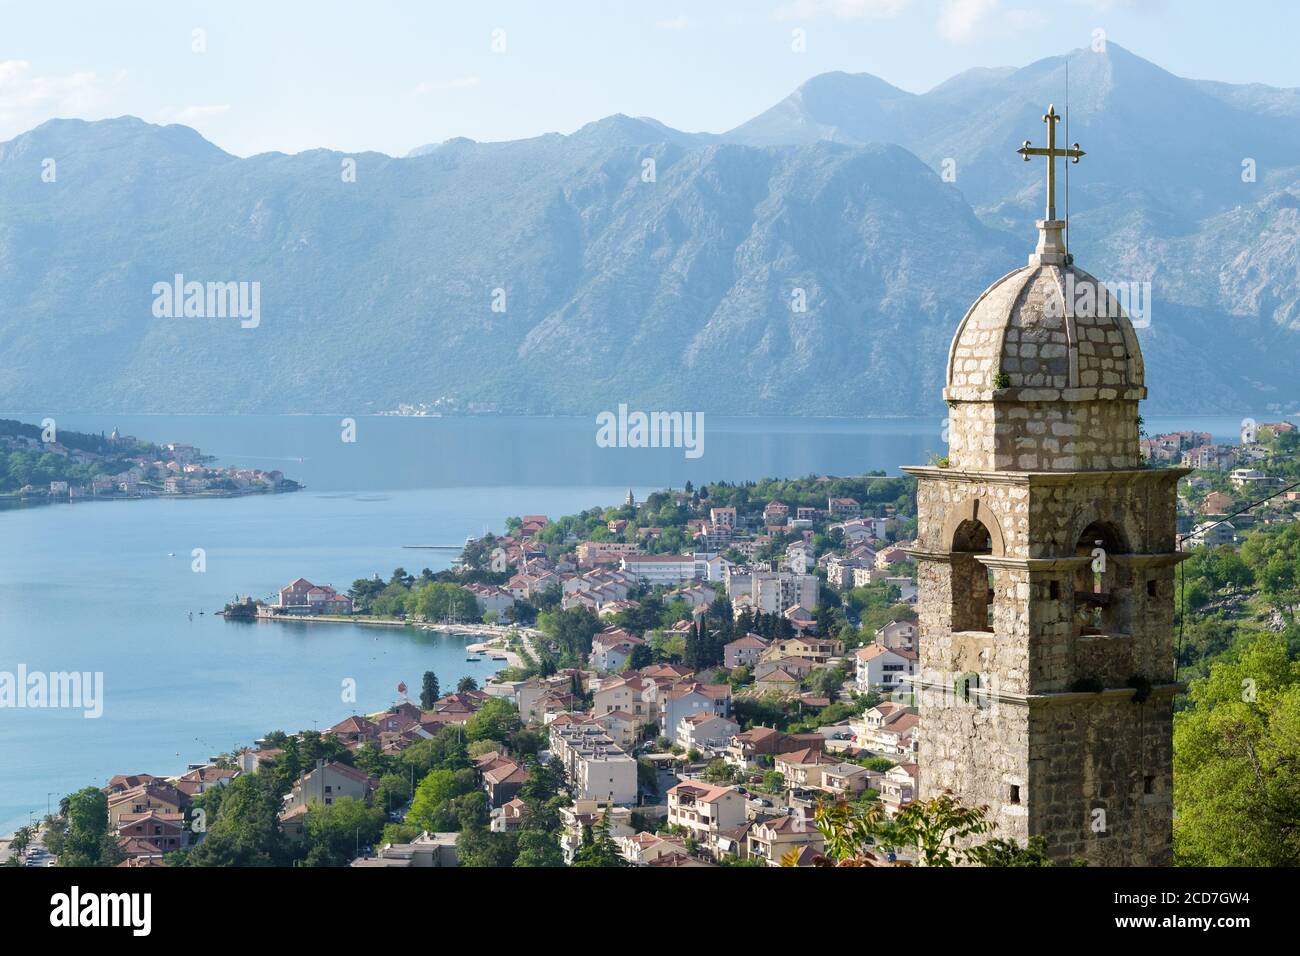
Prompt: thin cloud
<box><xmin>938</xmin><ymin>0</ymin><xmax>1045</xmax><ymax>44</ymax></box>
<box><xmin>655</xmin><ymin>15</ymin><xmax>690</xmax><ymax>30</ymax></box>
<box><xmin>0</xmin><ymin>60</ymin><xmax>123</xmax><ymax>132</ymax></box>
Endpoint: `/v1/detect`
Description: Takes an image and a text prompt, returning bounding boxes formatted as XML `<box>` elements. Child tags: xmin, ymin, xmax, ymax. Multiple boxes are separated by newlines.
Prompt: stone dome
<box><xmin>940</xmin><ymin>220</ymin><xmax>1146</xmax><ymax>472</ymax></box>
<box><xmin>944</xmin><ymin>222</ymin><xmax>1145</xmax><ymax>404</ymax></box>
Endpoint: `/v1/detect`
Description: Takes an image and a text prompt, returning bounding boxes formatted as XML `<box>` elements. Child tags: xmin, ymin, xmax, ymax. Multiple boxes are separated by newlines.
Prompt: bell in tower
<box><xmin>903</xmin><ymin>106</ymin><xmax>1184</xmax><ymax>866</ymax></box>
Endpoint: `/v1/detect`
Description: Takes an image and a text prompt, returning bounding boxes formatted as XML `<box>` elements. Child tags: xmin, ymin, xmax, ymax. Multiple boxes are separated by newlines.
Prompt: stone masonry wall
<box><xmin>1027</xmin><ymin>692</ymin><xmax>1174</xmax><ymax>866</ymax></box>
<box><xmin>947</xmin><ymin>397</ymin><xmax>1141</xmax><ymax>472</ymax></box>
<box><xmin>910</xmin><ymin>466</ymin><xmax>1178</xmax><ymax>865</ymax></box>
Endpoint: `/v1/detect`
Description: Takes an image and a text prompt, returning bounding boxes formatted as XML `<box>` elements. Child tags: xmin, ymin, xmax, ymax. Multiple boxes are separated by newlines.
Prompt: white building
<box><xmin>1185</xmin><ymin>521</ymin><xmax>1235</xmax><ymax>548</ymax></box>
<box><xmin>465</xmin><ymin>583</ymin><xmax>516</xmax><ymax>618</ymax></box>
<box><xmin>621</xmin><ymin>553</ymin><xmax>699</xmax><ymax>586</ymax></box>
<box><xmin>589</xmin><ymin>628</ymin><xmax>644</xmax><ymax>673</ymax></box>
<box><xmin>874</xmin><ymin>620</ymin><xmax>917</xmax><ymax>650</ymax></box>
<box><xmin>750</xmin><ymin>572</ymin><xmax>819</xmax><ymax>614</ymax></box>
<box><xmin>548</xmin><ymin>723</ymin><xmax>638</xmax><ymax>805</ymax></box>
<box><xmin>659</xmin><ymin>682</ymin><xmax>731</xmax><ymax>743</ymax></box>
<box><xmin>854</xmin><ymin>644</ymin><xmax>918</xmax><ymax>694</ymax></box>
<box><xmin>675</xmin><ymin>712</ymin><xmax>740</xmax><ymax>752</ymax></box>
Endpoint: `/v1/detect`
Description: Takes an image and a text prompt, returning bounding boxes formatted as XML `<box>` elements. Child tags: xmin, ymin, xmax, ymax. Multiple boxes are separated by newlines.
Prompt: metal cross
<box><xmin>1017</xmin><ymin>104</ymin><xmax>1084</xmax><ymax>221</ymax></box>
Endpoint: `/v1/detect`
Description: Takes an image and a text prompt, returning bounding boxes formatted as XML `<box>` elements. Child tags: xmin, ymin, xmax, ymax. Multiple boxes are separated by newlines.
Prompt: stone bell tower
<box><xmin>902</xmin><ymin>106</ymin><xmax>1183</xmax><ymax>866</ymax></box>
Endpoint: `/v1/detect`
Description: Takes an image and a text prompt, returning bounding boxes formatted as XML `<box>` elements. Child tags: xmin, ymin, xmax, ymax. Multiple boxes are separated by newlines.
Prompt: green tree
<box><xmin>420</xmin><ymin>670</ymin><xmax>441</xmax><ymax>709</ymax></box>
<box><xmin>408</xmin><ymin>769</ymin><xmax>463</xmax><ymax>830</ymax></box>
<box><xmin>465</xmin><ymin>697</ymin><xmax>520</xmax><ymax>743</ymax></box>
<box><xmin>571</xmin><ymin>810</ymin><xmax>625</xmax><ymax>867</ymax></box>
<box><xmin>1174</xmin><ymin>632</ymin><xmax>1300</xmax><ymax>866</ymax></box>
<box><xmin>57</xmin><ymin>787</ymin><xmax>114</xmax><ymax>867</ymax></box>
<box><xmin>9</xmin><ymin>825</ymin><xmax>32</xmax><ymax>857</ymax></box>
<box><xmin>374</xmin><ymin>772</ymin><xmax>413</xmax><ymax>816</ymax></box>
<box><xmin>514</xmin><ymin>828</ymin><xmax>564</xmax><ymax>867</ymax></box>
<box><xmin>702</xmin><ymin>759</ymin><xmax>735</xmax><ymax>784</ymax></box>
<box><xmin>456</xmin><ymin>794</ymin><xmax>518</xmax><ymax>868</ymax></box>
<box><xmin>966</xmin><ymin>836</ymin><xmax>1056</xmax><ymax>867</ymax></box>
<box><xmin>405</xmin><ymin>582</ymin><xmax>479</xmax><ymax>623</ymax></box>
<box><xmin>807</xmin><ymin>794</ymin><xmax>1039</xmax><ymax>868</ymax></box>
<box><xmin>181</xmin><ymin>774</ymin><xmax>287</xmax><ymax>867</ymax></box>
<box><xmin>304</xmin><ymin>797</ymin><xmax>385</xmax><ymax>867</ymax></box>
<box><xmin>399</xmin><ymin>724</ymin><xmax>470</xmax><ymax>777</ymax></box>
<box><xmin>892</xmin><ymin>793</ymin><xmax>995</xmax><ymax>867</ymax></box>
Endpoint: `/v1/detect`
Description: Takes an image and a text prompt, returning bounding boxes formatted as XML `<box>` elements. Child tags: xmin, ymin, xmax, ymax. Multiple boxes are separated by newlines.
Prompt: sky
<box><xmin>2</xmin><ymin>0</ymin><xmax>1298</xmax><ymax>157</ymax></box>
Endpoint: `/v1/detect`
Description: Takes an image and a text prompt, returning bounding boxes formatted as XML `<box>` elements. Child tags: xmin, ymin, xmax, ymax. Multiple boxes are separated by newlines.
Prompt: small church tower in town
<box><xmin>903</xmin><ymin>106</ymin><xmax>1183</xmax><ymax>865</ymax></box>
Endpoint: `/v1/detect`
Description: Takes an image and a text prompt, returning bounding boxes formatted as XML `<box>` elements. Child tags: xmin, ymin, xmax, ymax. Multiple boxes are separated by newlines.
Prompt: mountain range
<box><xmin>1</xmin><ymin>42</ymin><xmax>1297</xmax><ymax>417</ymax></box>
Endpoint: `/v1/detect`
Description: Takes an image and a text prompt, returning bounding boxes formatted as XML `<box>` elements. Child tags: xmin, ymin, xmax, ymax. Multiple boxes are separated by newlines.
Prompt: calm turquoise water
<box><xmin>0</xmin><ymin>413</ymin><xmax>1252</xmax><ymax>832</ymax></box>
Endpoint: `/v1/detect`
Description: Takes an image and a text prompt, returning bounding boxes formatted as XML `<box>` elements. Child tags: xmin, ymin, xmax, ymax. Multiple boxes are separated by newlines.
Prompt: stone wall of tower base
<box><xmin>917</xmin><ymin>686</ymin><xmax>1030</xmax><ymax>849</ymax></box>
<box><xmin>1026</xmin><ymin>691</ymin><xmax>1174</xmax><ymax>866</ymax></box>
<box><xmin>919</xmin><ymin>688</ymin><xmax>1173</xmax><ymax>866</ymax></box>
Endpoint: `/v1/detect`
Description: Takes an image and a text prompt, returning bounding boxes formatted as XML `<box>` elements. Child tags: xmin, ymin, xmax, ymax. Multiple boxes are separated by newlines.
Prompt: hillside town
<box><xmin>12</xmin><ymin>419</ymin><xmax>1299</xmax><ymax>870</ymax></box>
<box><xmin>0</xmin><ymin>420</ymin><xmax>300</xmax><ymax>501</ymax></box>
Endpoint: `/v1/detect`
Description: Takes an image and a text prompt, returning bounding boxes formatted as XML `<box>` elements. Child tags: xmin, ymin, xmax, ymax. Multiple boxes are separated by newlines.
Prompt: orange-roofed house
<box><xmin>666</xmin><ymin>782</ymin><xmax>746</xmax><ymax>857</ymax></box>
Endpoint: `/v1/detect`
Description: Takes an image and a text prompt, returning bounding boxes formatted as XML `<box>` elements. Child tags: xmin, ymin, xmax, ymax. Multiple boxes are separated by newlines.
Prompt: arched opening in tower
<box><xmin>950</xmin><ymin>518</ymin><xmax>994</xmax><ymax>633</ymax></box>
<box><xmin>1073</xmin><ymin>520</ymin><xmax>1129</xmax><ymax>636</ymax></box>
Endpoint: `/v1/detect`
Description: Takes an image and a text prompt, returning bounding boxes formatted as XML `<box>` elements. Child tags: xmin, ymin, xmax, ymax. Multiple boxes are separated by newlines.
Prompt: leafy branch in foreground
<box><xmin>783</xmin><ymin>792</ymin><xmax>1059</xmax><ymax>867</ymax></box>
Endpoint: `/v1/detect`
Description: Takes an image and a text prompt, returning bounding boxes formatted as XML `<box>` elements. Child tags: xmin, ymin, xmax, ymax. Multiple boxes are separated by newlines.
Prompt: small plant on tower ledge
<box><xmin>1069</xmin><ymin>676</ymin><xmax>1104</xmax><ymax>694</ymax></box>
<box><xmin>1126</xmin><ymin>674</ymin><xmax>1153</xmax><ymax>703</ymax></box>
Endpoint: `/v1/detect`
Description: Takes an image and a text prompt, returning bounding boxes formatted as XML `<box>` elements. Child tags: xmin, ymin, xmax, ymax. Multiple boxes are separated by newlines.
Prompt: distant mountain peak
<box><xmin>0</xmin><ymin>114</ymin><xmax>231</xmax><ymax>164</ymax></box>
<box><xmin>567</xmin><ymin>113</ymin><xmax>699</xmax><ymax>147</ymax></box>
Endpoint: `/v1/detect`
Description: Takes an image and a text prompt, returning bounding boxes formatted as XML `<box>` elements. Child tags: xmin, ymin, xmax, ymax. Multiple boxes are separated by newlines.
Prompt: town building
<box><xmin>548</xmin><ymin>723</ymin><xmax>638</xmax><ymax>805</ymax></box>
<box><xmin>1185</xmin><ymin>521</ymin><xmax>1235</xmax><ymax>548</ymax></box>
<box><xmin>665</xmin><ymin>782</ymin><xmax>747</xmax><ymax>856</ymax></box>
<box><xmin>854</xmin><ymin>644</ymin><xmax>918</xmax><ymax>694</ymax></box>
<box><xmin>658</xmin><ymin>681</ymin><xmax>731</xmax><ymax>741</ymax></box>
<box><xmin>279</xmin><ymin>760</ymin><xmax>376</xmax><ymax>838</ymax></box>
<box><xmin>723</xmin><ymin>632</ymin><xmax>770</xmax><ymax>669</ymax></box>
<box><xmin>747</xmin><ymin>815</ymin><xmax>825</xmax><ymax>865</ymax></box>
<box><xmin>675</xmin><ymin>712</ymin><xmax>740</xmax><ymax>752</ymax></box>
<box><xmin>272</xmin><ymin>577</ymin><xmax>353</xmax><ymax>615</ymax></box>
<box><xmin>620</xmin><ymin>553</ymin><xmax>699</xmax><ymax>586</ymax></box>
<box><xmin>350</xmin><ymin>832</ymin><xmax>459</xmax><ymax>867</ymax></box>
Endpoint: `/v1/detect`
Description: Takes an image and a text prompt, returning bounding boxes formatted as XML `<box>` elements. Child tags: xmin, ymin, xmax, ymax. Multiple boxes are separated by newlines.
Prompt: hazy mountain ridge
<box><xmin>0</xmin><ymin>44</ymin><xmax>1296</xmax><ymax>417</ymax></box>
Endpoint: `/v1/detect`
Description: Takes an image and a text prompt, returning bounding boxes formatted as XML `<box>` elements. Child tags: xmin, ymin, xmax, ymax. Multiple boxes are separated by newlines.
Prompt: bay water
<box><xmin>0</xmin><ymin>413</ymin><xmax>1249</xmax><ymax>833</ymax></box>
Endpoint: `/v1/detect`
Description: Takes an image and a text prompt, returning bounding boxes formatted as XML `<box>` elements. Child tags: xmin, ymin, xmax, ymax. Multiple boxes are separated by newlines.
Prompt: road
<box><xmin>0</xmin><ymin>823</ymin><xmax>56</xmax><ymax>867</ymax></box>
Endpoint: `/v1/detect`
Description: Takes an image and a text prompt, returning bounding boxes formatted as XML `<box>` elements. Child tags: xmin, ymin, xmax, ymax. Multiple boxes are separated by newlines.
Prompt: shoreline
<box><xmin>251</xmin><ymin>614</ymin><xmax>540</xmax><ymax>669</ymax></box>
<box><xmin>0</xmin><ymin>619</ymin><xmax>534</xmax><ymax>838</ymax></box>
<box><xmin>236</xmin><ymin>612</ymin><xmax>539</xmax><ymax>643</ymax></box>
<box><xmin>0</xmin><ymin>486</ymin><xmax>303</xmax><ymax>507</ymax></box>
<box><xmin>235</xmin><ymin>611</ymin><xmax>539</xmax><ymax>674</ymax></box>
